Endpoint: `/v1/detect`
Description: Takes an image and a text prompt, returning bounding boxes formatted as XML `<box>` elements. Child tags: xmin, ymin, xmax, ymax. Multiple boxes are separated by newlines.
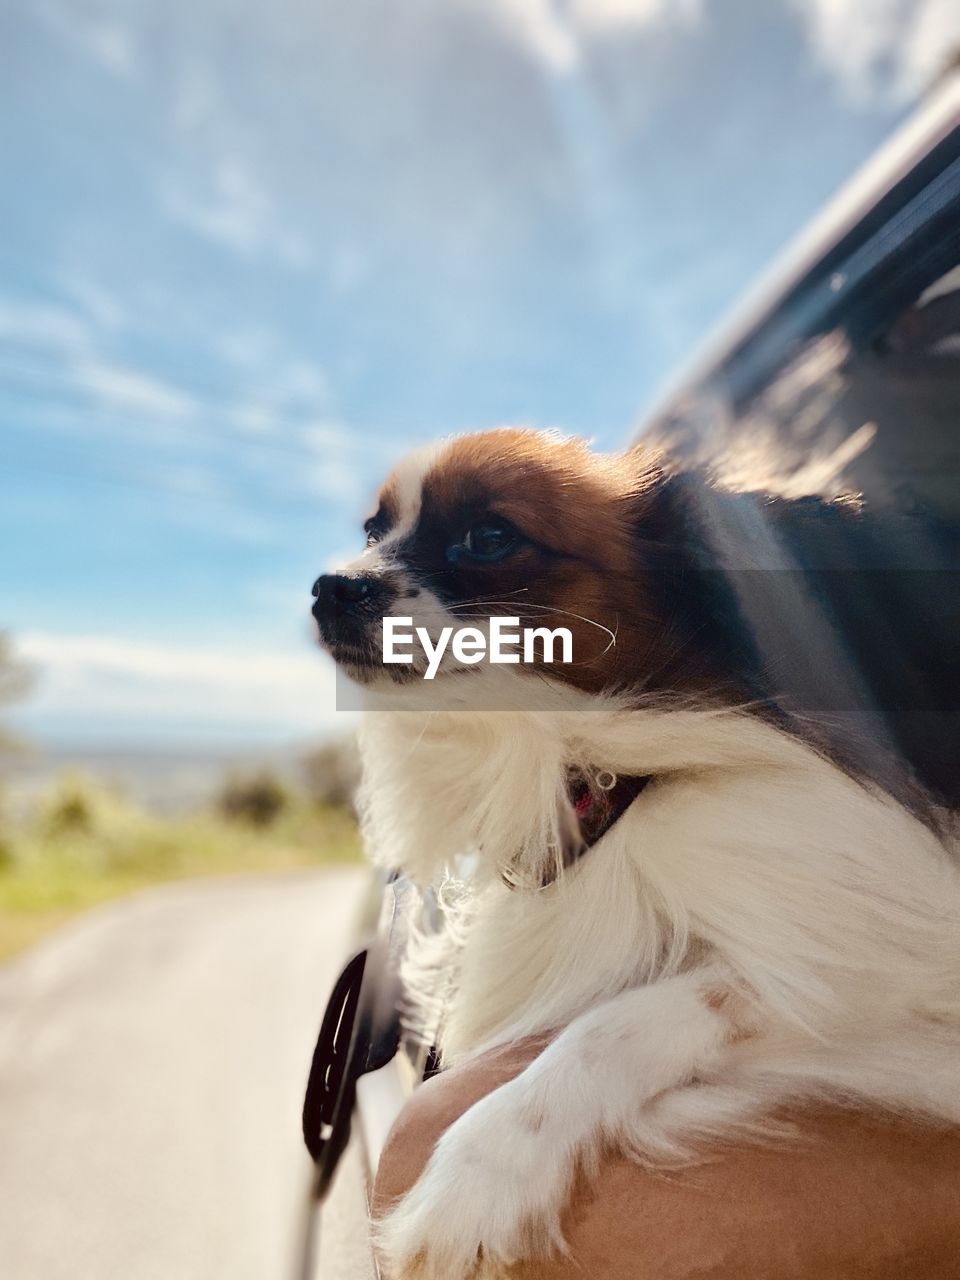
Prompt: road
<box><xmin>0</xmin><ymin>869</ymin><xmax>375</xmax><ymax>1280</ymax></box>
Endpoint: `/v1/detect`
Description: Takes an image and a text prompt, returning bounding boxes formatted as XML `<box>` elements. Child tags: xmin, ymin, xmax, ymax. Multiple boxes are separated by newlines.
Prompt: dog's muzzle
<box><xmin>311</xmin><ymin>572</ymin><xmax>392</xmax><ymax>652</ymax></box>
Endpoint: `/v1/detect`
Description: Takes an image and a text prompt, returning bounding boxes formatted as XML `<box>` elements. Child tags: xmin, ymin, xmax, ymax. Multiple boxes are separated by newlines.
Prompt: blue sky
<box><xmin>1</xmin><ymin>0</ymin><xmax>956</xmax><ymax>747</ymax></box>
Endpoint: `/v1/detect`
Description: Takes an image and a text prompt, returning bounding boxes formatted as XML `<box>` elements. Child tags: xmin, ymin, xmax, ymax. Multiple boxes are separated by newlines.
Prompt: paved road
<box><xmin>0</xmin><ymin>870</ymin><xmax>375</xmax><ymax>1280</ymax></box>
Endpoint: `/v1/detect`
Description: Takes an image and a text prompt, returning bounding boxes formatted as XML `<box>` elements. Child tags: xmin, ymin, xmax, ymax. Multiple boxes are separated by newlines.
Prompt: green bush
<box><xmin>44</xmin><ymin>778</ymin><xmax>96</xmax><ymax>835</ymax></box>
<box><xmin>217</xmin><ymin>771</ymin><xmax>290</xmax><ymax>826</ymax></box>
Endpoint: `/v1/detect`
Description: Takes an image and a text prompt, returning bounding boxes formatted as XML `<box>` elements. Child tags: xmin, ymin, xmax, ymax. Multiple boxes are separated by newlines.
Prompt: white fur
<box><xmin>359</xmin><ymin>669</ymin><xmax>960</xmax><ymax>1279</ymax></box>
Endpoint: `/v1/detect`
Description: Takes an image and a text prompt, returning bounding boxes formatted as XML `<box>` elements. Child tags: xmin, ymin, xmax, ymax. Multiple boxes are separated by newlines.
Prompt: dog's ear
<box><xmin>617</xmin><ymin>458</ymin><xmax>775</xmax><ymax>700</ymax></box>
<box><xmin>617</xmin><ymin>447</ymin><xmax>701</xmax><ymax>571</ymax></box>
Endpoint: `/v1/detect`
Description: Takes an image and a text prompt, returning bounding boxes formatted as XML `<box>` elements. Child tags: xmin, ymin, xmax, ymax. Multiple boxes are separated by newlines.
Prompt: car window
<box><xmin>645</xmin><ymin>132</ymin><xmax>960</xmax><ymax>811</ymax></box>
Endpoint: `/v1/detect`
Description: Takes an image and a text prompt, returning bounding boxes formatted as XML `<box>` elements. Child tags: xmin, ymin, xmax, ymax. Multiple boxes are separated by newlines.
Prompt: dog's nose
<box><xmin>311</xmin><ymin>573</ymin><xmax>376</xmax><ymax>613</ymax></box>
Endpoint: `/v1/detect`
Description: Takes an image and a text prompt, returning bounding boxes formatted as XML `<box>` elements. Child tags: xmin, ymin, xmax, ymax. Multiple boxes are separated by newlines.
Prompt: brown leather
<box><xmin>372</xmin><ymin>1038</ymin><xmax>960</xmax><ymax>1279</ymax></box>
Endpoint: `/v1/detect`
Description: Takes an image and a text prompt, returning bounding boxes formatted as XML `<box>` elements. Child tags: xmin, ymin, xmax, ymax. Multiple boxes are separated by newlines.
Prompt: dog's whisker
<box><xmin>437</xmin><ymin>589</ymin><xmax>532</xmax><ymax>610</ymax></box>
<box><xmin>446</xmin><ymin>599</ymin><xmax>619</xmax><ymax>648</ymax></box>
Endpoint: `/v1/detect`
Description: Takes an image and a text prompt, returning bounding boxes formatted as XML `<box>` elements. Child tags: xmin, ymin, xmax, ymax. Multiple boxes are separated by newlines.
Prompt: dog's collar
<box><xmin>500</xmin><ymin>769</ymin><xmax>652</xmax><ymax>892</ymax></box>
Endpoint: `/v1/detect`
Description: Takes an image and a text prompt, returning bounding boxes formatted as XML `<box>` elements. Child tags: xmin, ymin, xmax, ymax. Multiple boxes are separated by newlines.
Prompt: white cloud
<box><xmin>165</xmin><ymin>62</ymin><xmax>319</xmax><ymax>267</ymax></box>
<box><xmin>215</xmin><ymin>326</ymin><xmax>281</xmax><ymax>369</ymax></box>
<box><xmin>172</xmin><ymin>61</ymin><xmax>220</xmax><ymax>134</ymax></box>
<box><xmin>276</xmin><ymin>230</ymin><xmax>318</xmax><ymax>270</ymax></box>
<box><xmin>59</xmin><ymin>275</ymin><xmax>127</xmax><ymax>330</ymax></box>
<box><xmin>213</xmin><ymin>329</ymin><xmax>332</xmax><ymax>425</ymax></box>
<box><xmin>224</xmin><ymin>357</ymin><xmax>331</xmax><ymax>438</ymax></box>
<box><xmin>72</xmin><ymin>358</ymin><xmax>198</xmax><ymax>420</ymax></box>
<box><xmin>1</xmin><ymin>292</ymin><xmax>359</xmax><ymax>506</ymax></box>
<box><xmin>484</xmin><ymin>0</ymin><xmax>579</xmax><ymax>72</ymax></box>
<box><xmin>0</xmin><ymin>299</ymin><xmax>92</xmax><ymax>355</ymax></box>
<box><xmin>266</xmin><ymin>361</ymin><xmax>330</xmax><ymax>409</ymax></box>
<box><xmin>301</xmin><ymin>421</ymin><xmax>351</xmax><ymax>452</ymax></box>
<box><xmin>162</xmin><ymin>158</ymin><xmax>317</xmax><ymax>268</ymax></box>
<box><xmin>17</xmin><ymin>632</ymin><xmax>345</xmax><ymax>740</ymax></box>
<box><xmin>308</xmin><ymin>453</ymin><xmax>365</xmax><ymax>502</ymax></box>
<box><xmin>35</xmin><ymin>1</ymin><xmax>139</xmax><ymax>81</ymax></box>
<box><xmin>483</xmin><ymin>0</ymin><xmax>702</xmax><ymax>73</ymax></box>
<box><xmin>228</xmin><ymin>403</ymin><xmax>279</xmax><ymax>436</ymax></box>
<box><xmin>329</xmin><ymin>245</ymin><xmax>371</xmax><ymax>296</ymax></box>
<box><xmin>487</xmin><ymin>0</ymin><xmax>954</xmax><ymax>98</ymax></box>
<box><xmin>286</xmin><ymin>420</ymin><xmax>371</xmax><ymax>502</ymax></box>
<box><xmin>793</xmin><ymin>0</ymin><xmax>960</xmax><ymax>102</ymax></box>
<box><xmin>569</xmin><ymin>0</ymin><xmax>702</xmax><ymax>34</ymax></box>
<box><xmin>163</xmin><ymin>159</ymin><xmax>273</xmax><ymax>255</ymax></box>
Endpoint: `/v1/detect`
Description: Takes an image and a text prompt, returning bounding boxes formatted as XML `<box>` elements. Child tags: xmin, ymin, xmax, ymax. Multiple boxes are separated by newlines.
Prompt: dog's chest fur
<box><xmin>358</xmin><ymin>689</ymin><xmax>960</xmax><ymax>1062</ymax></box>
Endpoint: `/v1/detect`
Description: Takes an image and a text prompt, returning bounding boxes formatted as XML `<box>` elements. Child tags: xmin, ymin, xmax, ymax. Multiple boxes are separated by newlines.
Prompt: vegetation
<box><xmin>217</xmin><ymin>770</ymin><xmax>292</xmax><ymax>826</ymax></box>
<box><xmin>0</xmin><ymin>634</ymin><xmax>363</xmax><ymax>963</ymax></box>
<box><xmin>0</xmin><ymin>772</ymin><xmax>362</xmax><ymax>963</ymax></box>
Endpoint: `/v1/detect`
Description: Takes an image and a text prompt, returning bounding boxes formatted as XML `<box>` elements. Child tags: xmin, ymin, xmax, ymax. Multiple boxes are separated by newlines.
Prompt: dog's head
<box><xmin>311</xmin><ymin>427</ymin><xmax>734</xmax><ymax>703</ymax></box>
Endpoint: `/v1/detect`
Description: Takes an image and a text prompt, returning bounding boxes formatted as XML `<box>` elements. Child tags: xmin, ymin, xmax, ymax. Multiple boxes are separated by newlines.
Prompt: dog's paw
<box><xmin>375</xmin><ymin>1082</ymin><xmax>573</xmax><ymax>1280</ymax></box>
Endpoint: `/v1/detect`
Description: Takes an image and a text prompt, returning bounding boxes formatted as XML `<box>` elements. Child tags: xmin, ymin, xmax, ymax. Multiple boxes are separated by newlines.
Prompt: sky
<box><xmin>1</xmin><ymin>0</ymin><xmax>957</xmax><ymax>749</ymax></box>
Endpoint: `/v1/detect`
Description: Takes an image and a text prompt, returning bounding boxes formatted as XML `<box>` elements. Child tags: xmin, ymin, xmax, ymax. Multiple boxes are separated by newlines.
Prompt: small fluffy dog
<box><xmin>311</xmin><ymin>428</ymin><xmax>960</xmax><ymax>1280</ymax></box>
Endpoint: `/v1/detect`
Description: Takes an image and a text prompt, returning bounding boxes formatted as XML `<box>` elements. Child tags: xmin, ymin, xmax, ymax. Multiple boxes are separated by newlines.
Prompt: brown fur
<box><xmin>378</xmin><ymin>429</ymin><xmax>736</xmax><ymax>699</ymax></box>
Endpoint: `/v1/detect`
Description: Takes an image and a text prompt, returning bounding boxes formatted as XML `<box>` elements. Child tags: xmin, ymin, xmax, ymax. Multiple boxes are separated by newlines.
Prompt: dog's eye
<box><xmin>450</xmin><ymin>519</ymin><xmax>520</xmax><ymax>564</ymax></box>
<box><xmin>364</xmin><ymin>511</ymin><xmax>387</xmax><ymax>546</ymax></box>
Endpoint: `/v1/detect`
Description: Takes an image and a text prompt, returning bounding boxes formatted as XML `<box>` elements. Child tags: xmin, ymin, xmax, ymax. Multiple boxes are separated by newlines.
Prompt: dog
<box><xmin>311</xmin><ymin>427</ymin><xmax>960</xmax><ymax>1280</ymax></box>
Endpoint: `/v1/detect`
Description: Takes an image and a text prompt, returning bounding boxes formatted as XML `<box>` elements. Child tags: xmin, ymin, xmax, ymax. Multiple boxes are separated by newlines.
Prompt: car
<box><xmin>299</xmin><ymin>70</ymin><xmax>960</xmax><ymax>1279</ymax></box>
